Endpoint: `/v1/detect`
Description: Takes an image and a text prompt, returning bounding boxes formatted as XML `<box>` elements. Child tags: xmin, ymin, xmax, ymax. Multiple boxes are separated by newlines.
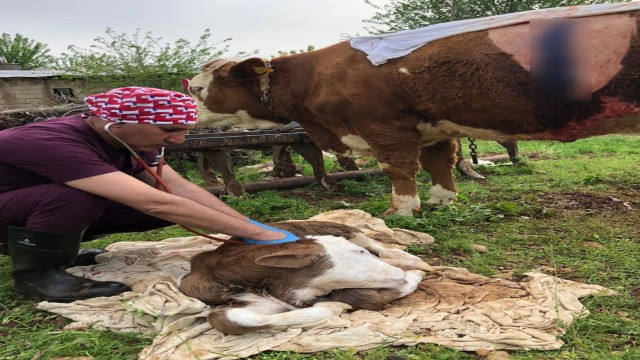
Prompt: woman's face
<box><xmin>110</xmin><ymin>122</ymin><xmax>195</xmax><ymax>152</ymax></box>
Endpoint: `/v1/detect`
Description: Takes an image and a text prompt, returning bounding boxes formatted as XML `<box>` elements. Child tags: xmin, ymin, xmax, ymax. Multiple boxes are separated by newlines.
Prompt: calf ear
<box><xmin>255</xmin><ymin>248</ymin><xmax>322</xmax><ymax>268</ymax></box>
<box><xmin>229</xmin><ymin>58</ymin><xmax>273</xmax><ymax>79</ymax></box>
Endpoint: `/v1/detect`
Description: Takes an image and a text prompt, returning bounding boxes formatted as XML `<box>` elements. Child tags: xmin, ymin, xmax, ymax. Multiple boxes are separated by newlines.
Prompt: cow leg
<box><xmin>200</xmin><ymin>150</ymin><xmax>246</xmax><ymax>197</ymax></box>
<box><xmin>326</xmin><ymin>270</ymin><xmax>424</xmax><ymax>310</ymax></box>
<box><xmin>290</xmin><ymin>143</ymin><xmax>333</xmax><ymax>189</ymax></box>
<box><xmin>209</xmin><ymin>293</ymin><xmax>349</xmax><ymax>335</ymax></box>
<box><xmin>372</xmin><ymin>146</ymin><xmax>421</xmax><ymax>216</ymax></box>
<box><xmin>272</xmin><ymin>146</ymin><xmax>300</xmax><ymax>178</ymax></box>
<box><xmin>498</xmin><ymin>140</ymin><xmax>520</xmax><ymax>162</ymax></box>
<box><xmin>418</xmin><ymin>139</ymin><xmax>458</xmax><ymax>205</ymax></box>
<box><xmin>336</xmin><ymin>154</ymin><xmax>359</xmax><ymax>171</ymax></box>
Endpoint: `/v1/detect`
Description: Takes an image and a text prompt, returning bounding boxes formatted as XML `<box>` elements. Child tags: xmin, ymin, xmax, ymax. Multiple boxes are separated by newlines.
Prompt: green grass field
<box><xmin>1</xmin><ymin>135</ymin><xmax>639</xmax><ymax>360</ymax></box>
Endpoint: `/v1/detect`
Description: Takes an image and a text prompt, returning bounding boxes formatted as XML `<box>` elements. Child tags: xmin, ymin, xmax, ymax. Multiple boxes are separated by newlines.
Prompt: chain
<box><xmin>468</xmin><ymin>137</ymin><xmax>479</xmax><ymax>164</ymax></box>
<box><xmin>260</xmin><ymin>92</ymin><xmax>278</xmax><ymax>114</ymax></box>
<box><xmin>267</xmin><ymin>96</ymin><xmax>277</xmax><ymax>114</ymax></box>
<box><xmin>259</xmin><ymin>62</ymin><xmax>278</xmax><ymax>115</ymax></box>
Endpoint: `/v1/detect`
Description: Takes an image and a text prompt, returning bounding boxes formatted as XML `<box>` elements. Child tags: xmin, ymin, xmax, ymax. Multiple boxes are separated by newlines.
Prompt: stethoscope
<box><xmin>104</xmin><ymin>122</ymin><xmax>246</xmax><ymax>244</ymax></box>
<box><xmin>104</xmin><ymin>122</ymin><xmax>167</xmax><ymax>189</ymax></box>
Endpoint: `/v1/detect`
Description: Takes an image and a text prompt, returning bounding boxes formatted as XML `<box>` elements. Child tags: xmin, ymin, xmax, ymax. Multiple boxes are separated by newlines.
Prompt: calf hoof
<box><xmin>398</xmin><ymin>270</ymin><xmax>425</xmax><ymax>297</ymax></box>
<box><xmin>313</xmin><ymin>301</ymin><xmax>352</xmax><ymax>313</ymax></box>
<box><xmin>380</xmin><ymin>256</ymin><xmax>435</xmax><ymax>273</ymax></box>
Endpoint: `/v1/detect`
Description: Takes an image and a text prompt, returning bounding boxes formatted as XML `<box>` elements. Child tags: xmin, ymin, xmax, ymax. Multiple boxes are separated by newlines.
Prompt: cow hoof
<box><xmin>457</xmin><ymin>160</ymin><xmax>487</xmax><ymax>179</ymax></box>
<box><xmin>381</xmin><ymin>207</ymin><xmax>419</xmax><ymax>217</ymax></box>
<box><xmin>426</xmin><ymin>185</ymin><xmax>457</xmax><ymax>206</ymax></box>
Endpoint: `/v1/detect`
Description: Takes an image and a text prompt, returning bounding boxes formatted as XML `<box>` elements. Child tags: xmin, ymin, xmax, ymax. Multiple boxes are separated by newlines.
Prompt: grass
<box><xmin>1</xmin><ymin>135</ymin><xmax>639</xmax><ymax>359</ymax></box>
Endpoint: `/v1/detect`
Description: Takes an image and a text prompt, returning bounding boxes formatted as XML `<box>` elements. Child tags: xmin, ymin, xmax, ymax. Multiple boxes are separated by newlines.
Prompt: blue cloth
<box><xmin>240</xmin><ymin>219</ymin><xmax>300</xmax><ymax>244</ymax></box>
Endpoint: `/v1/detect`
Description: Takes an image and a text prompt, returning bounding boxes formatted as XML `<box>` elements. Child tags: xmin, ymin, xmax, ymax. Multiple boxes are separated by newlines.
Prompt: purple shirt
<box><xmin>0</xmin><ymin>115</ymin><xmax>158</xmax><ymax>194</ymax></box>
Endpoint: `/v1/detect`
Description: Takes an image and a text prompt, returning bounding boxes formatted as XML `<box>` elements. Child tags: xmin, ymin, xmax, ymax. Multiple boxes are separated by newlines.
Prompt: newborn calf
<box><xmin>179</xmin><ymin>221</ymin><xmax>427</xmax><ymax>334</ymax></box>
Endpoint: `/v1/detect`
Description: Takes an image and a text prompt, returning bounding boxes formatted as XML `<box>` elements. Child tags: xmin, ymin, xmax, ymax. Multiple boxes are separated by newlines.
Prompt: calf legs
<box><xmin>208</xmin><ymin>294</ymin><xmax>350</xmax><ymax>335</ymax></box>
<box><xmin>326</xmin><ymin>270</ymin><xmax>424</xmax><ymax>310</ymax></box>
<box><xmin>208</xmin><ymin>270</ymin><xmax>423</xmax><ymax>335</ymax></box>
<box><xmin>346</xmin><ymin>232</ymin><xmax>434</xmax><ymax>272</ymax></box>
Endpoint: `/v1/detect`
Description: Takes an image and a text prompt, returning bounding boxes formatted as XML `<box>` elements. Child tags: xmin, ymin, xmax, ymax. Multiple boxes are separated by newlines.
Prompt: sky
<box><xmin>1</xmin><ymin>0</ymin><xmax>387</xmax><ymax>59</ymax></box>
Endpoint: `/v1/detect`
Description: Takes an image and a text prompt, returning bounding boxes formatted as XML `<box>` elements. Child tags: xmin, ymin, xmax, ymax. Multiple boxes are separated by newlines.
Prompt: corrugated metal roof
<box><xmin>0</xmin><ymin>70</ymin><xmax>67</xmax><ymax>78</ymax></box>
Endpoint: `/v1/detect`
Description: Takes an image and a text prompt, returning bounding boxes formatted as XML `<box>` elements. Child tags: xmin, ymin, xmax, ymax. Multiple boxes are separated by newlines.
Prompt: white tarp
<box><xmin>37</xmin><ymin>210</ymin><xmax>614</xmax><ymax>360</ymax></box>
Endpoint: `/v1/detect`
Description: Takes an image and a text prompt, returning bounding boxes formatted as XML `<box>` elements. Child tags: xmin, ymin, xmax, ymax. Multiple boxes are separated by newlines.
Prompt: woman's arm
<box><xmin>65</xmin><ymin>171</ymin><xmax>285</xmax><ymax>241</ymax></box>
<box><xmin>135</xmin><ymin>164</ymin><xmax>248</xmax><ymax>219</ymax></box>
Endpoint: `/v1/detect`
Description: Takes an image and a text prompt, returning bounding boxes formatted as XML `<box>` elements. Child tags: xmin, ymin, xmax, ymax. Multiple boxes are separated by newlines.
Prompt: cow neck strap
<box><xmin>258</xmin><ymin>62</ymin><xmax>278</xmax><ymax>116</ymax></box>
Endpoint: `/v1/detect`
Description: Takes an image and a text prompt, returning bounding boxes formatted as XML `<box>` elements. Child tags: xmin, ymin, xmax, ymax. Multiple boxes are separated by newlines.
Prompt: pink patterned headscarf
<box><xmin>84</xmin><ymin>86</ymin><xmax>198</xmax><ymax>125</ymax></box>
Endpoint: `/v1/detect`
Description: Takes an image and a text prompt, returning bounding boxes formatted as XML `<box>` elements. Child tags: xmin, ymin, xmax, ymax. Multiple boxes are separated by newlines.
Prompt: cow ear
<box><xmin>229</xmin><ymin>58</ymin><xmax>273</xmax><ymax>79</ymax></box>
<box><xmin>255</xmin><ymin>247</ymin><xmax>322</xmax><ymax>269</ymax></box>
<box><xmin>181</xmin><ymin>78</ymin><xmax>191</xmax><ymax>92</ymax></box>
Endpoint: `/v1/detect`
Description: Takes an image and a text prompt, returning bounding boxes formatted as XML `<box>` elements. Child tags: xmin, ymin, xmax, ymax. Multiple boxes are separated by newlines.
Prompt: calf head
<box><xmin>179</xmin><ymin>239</ymin><xmax>331</xmax><ymax>306</ymax></box>
<box><xmin>180</xmin><ymin>234</ymin><xmax>410</xmax><ymax>307</ymax></box>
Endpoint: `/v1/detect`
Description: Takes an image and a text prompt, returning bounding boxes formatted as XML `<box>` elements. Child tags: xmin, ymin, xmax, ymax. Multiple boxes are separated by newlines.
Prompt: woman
<box><xmin>0</xmin><ymin>86</ymin><xmax>298</xmax><ymax>302</ymax></box>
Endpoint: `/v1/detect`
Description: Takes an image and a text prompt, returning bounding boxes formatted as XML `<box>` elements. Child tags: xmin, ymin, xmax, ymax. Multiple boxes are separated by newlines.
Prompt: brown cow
<box><xmin>179</xmin><ymin>221</ymin><xmax>428</xmax><ymax>335</ymax></box>
<box><xmin>187</xmin><ymin>8</ymin><xmax>640</xmax><ymax>215</ymax></box>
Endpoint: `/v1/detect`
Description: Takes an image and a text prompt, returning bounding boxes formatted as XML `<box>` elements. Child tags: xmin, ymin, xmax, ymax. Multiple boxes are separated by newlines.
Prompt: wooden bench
<box><xmin>165</xmin><ymin>130</ymin><xmax>376</xmax><ymax>196</ymax></box>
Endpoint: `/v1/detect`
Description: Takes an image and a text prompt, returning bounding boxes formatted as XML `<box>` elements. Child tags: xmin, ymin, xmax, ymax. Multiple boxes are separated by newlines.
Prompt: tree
<box><xmin>56</xmin><ymin>28</ymin><xmax>233</xmax><ymax>92</ymax></box>
<box><xmin>364</xmin><ymin>0</ymin><xmax>629</xmax><ymax>33</ymax></box>
<box><xmin>0</xmin><ymin>33</ymin><xmax>55</xmax><ymax>70</ymax></box>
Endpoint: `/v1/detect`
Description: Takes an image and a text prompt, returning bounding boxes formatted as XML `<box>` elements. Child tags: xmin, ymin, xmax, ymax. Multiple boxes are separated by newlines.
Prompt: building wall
<box><xmin>0</xmin><ymin>77</ymin><xmax>87</xmax><ymax>110</ymax></box>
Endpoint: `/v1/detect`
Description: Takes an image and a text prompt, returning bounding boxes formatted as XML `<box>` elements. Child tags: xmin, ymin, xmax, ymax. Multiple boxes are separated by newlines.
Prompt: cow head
<box><xmin>188</xmin><ymin>58</ymin><xmax>285</xmax><ymax>129</ymax></box>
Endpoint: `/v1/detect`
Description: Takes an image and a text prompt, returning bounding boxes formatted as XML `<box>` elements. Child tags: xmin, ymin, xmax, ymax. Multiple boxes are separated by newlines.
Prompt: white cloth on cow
<box><xmin>350</xmin><ymin>2</ymin><xmax>640</xmax><ymax>65</ymax></box>
<box><xmin>37</xmin><ymin>210</ymin><xmax>614</xmax><ymax>359</ymax></box>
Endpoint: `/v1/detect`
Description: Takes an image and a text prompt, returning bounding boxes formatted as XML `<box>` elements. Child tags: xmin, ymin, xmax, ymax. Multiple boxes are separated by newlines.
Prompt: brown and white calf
<box><xmin>187</xmin><ymin>6</ymin><xmax>640</xmax><ymax>215</ymax></box>
<box><xmin>179</xmin><ymin>221</ymin><xmax>428</xmax><ymax>335</ymax></box>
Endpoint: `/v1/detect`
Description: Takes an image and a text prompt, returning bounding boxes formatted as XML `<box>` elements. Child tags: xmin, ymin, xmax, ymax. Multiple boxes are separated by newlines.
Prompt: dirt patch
<box><xmin>282</xmin><ymin>187</ymin><xmax>366</xmax><ymax>206</ymax></box>
<box><xmin>538</xmin><ymin>191</ymin><xmax>637</xmax><ymax>214</ymax></box>
<box><xmin>521</xmin><ymin>151</ymin><xmax>555</xmax><ymax>161</ymax></box>
<box><xmin>525</xmin><ymin>190</ymin><xmax>640</xmax><ymax>245</ymax></box>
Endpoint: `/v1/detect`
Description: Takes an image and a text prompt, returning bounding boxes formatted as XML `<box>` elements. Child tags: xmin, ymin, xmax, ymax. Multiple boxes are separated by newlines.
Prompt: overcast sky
<box><xmin>2</xmin><ymin>0</ymin><xmax>387</xmax><ymax>59</ymax></box>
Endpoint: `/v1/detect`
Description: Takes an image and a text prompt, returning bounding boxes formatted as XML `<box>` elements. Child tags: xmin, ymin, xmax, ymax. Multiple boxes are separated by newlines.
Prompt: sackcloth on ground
<box><xmin>37</xmin><ymin>210</ymin><xmax>614</xmax><ymax>360</ymax></box>
<box><xmin>349</xmin><ymin>2</ymin><xmax>640</xmax><ymax>66</ymax></box>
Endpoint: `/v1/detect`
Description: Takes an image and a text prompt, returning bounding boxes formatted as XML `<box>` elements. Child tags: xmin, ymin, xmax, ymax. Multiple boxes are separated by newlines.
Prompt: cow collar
<box><xmin>258</xmin><ymin>62</ymin><xmax>278</xmax><ymax>116</ymax></box>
